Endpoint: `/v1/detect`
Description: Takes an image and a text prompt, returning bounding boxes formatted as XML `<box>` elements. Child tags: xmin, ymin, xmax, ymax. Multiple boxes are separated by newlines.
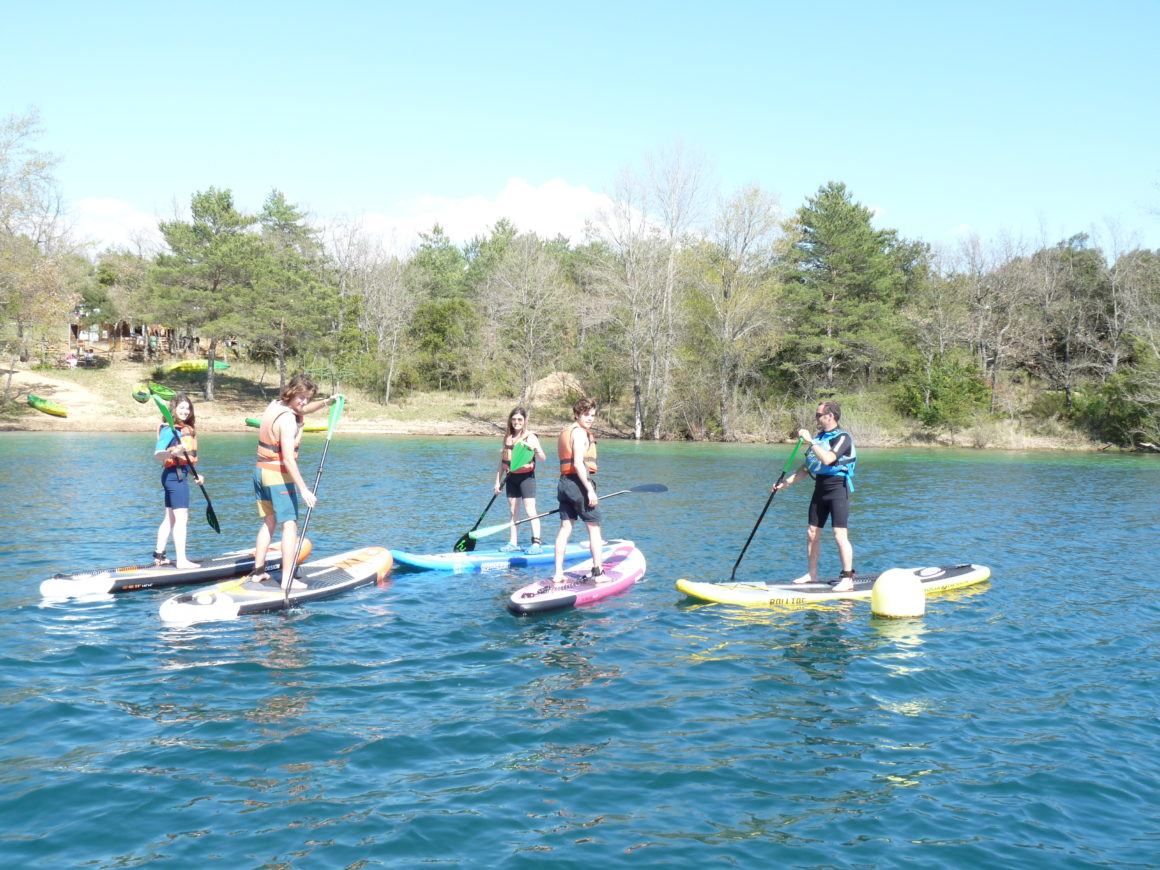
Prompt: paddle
<box><xmin>153</xmin><ymin>394</ymin><xmax>221</xmax><ymax>534</ymax></box>
<box><xmin>283</xmin><ymin>396</ymin><xmax>345</xmax><ymax>601</ymax></box>
<box><xmin>728</xmin><ymin>438</ymin><xmax>803</xmax><ymax>581</ymax></box>
<box><xmin>453</xmin><ymin>440</ymin><xmax>535</xmax><ymax>552</ymax></box>
<box><xmin>466</xmin><ymin>483</ymin><xmax>669</xmax><ymax>544</ymax></box>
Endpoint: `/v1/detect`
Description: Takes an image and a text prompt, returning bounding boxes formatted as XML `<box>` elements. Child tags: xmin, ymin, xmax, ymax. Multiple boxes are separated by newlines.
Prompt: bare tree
<box><xmin>0</xmin><ymin>109</ymin><xmax>78</xmax><ymax>371</ymax></box>
<box><xmin>477</xmin><ymin>233</ymin><xmax>569</xmax><ymax>405</ymax></box>
<box><xmin>328</xmin><ymin>220</ymin><xmax>416</xmax><ymax>404</ymax></box>
<box><xmin>955</xmin><ymin>233</ymin><xmax>1029</xmax><ymax>412</ymax></box>
<box><xmin>684</xmin><ymin>184</ymin><xmax>782</xmax><ymax>441</ymax></box>
<box><xmin>587</xmin><ymin>143</ymin><xmax>709</xmax><ymax>438</ymax></box>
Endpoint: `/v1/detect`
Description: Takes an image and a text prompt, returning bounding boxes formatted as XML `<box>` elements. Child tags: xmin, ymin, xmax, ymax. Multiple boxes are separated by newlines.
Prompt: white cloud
<box><xmin>68</xmin><ymin>179</ymin><xmax>613</xmax><ymax>259</ymax></box>
<box><xmin>349</xmin><ymin>178</ymin><xmax>612</xmax><ymax>255</ymax></box>
<box><xmin>70</xmin><ymin>198</ymin><xmax>163</xmax><ymax>255</ymax></box>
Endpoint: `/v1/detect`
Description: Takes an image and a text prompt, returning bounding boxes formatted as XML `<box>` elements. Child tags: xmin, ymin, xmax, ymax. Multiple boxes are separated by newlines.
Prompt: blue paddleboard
<box><xmin>390</xmin><ymin>539</ymin><xmax>626</xmax><ymax>574</ymax></box>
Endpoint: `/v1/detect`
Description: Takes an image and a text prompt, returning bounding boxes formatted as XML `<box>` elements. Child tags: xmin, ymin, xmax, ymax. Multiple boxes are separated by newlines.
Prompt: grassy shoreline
<box><xmin>1</xmin><ymin>357</ymin><xmax>1109</xmax><ymax>450</ymax></box>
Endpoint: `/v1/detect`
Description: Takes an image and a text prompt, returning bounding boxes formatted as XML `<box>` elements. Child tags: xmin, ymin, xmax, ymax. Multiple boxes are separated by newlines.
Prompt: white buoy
<box><xmin>871</xmin><ymin>568</ymin><xmax>925</xmax><ymax>618</ymax></box>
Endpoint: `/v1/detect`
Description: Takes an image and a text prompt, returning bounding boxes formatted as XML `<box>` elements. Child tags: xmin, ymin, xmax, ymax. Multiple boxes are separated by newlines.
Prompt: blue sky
<box><xmin>4</xmin><ymin>0</ymin><xmax>1158</xmax><ymax>256</ymax></box>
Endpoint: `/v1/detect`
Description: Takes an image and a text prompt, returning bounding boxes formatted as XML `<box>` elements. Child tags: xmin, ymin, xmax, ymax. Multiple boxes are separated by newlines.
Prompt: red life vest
<box><xmin>159</xmin><ymin>423</ymin><xmax>197</xmax><ymax>468</ymax></box>
<box><xmin>256</xmin><ymin>402</ymin><xmax>302</xmax><ymax>474</ymax></box>
<box><xmin>559</xmin><ymin>422</ymin><xmax>597</xmax><ymax>476</ymax></box>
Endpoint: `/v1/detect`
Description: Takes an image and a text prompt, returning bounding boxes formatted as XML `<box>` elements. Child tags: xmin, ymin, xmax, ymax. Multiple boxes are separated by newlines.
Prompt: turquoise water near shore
<box><xmin>1</xmin><ymin>433</ymin><xmax>1158</xmax><ymax>867</ymax></box>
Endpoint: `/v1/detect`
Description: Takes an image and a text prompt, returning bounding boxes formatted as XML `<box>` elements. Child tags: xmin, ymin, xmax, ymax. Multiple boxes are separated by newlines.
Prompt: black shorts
<box><xmin>557</xmin><ymin>475</ymin><xmax>601</xmax><ymax>523</ymax></box>
<box><xmin>504</xmin><ymin>472</ymin><xmax>536</xmax><ymax>500</ymax></box>
<box><xmin>807</xmin><ymin>477</ymin><xmax>850</xmax><ymax>529</ymax></box>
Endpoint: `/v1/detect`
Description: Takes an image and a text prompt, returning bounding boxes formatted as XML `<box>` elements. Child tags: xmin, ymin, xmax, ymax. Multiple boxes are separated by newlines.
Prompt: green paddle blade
<box><xmin>204</xmin><ymin>497</ymin><xmax>221</xmax><ymax>534</ymax></box>
<box><xmin>509</xmin><ymin>440</ymin><xmax>534</xmax><ymax>472</ymax></box>
<box><xmin>469</xmin><ymin>519</ymin><xmax>516</xmax><ymax>541</ymax></box>
<box><xmin>325</xmin><ymin>395</ymin><xmax>346</xmax><ymax>436</ymax></box>
<box><xmin>152</xmin><ymin>393</ymin><xmax>175</xmax><ymax>426</ymax></box>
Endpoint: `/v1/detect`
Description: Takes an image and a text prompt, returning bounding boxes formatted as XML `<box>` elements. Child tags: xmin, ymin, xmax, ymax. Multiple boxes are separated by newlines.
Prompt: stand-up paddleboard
<box><xmin>27</xmin><ymin>394</ymin><xmax>67</xmax><ymax>418</ymax></box>
<box><xmin>392</xmin><ymin>539</ymin><xmax>626</xmax><ymax>574</ymax></box>
<box><xmin>676</xmin><ymin>564</ymin><xmax>991</xmax><ymax>607</ymax></box>
<box><xmin>245</xmin><ymin>416</ymin><xmax>327</xmax><ymax>432</ymax></box>
<box><xmin>159</xmin><ymin>547</ymin><xmax>393</xmax><ymax>624</ymax></box>
<box><xmin>507</xmin><ymin>541</ymin><xmax>645</xmax><ymax>615</ymax></box>
<box><xmin>40</xmin><ymin>540</ymin><xmax>313</xmax><ymax>599</ymax></box>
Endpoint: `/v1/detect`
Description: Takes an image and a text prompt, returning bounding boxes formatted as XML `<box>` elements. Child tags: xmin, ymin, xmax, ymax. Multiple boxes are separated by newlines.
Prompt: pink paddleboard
<box><xmin>507</xmin><ymin>541</ymin><xmax>645</xmax><ymax>614</ymax></box>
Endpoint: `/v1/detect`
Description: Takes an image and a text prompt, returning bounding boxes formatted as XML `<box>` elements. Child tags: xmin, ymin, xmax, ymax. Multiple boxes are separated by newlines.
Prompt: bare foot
<box><xmin>176</xmin><ymin>560</ymin><xmax>200</xmax><ymax>569</ymax></box>
<box><xmin>832</xmin><ymin>578</ymin><xmax>854</xmax><ymax>592</ymax></box>
<box><xmin>792</xmin><ymin>573</ymin><xmax>816</xmax><ymax>585</ymax></box>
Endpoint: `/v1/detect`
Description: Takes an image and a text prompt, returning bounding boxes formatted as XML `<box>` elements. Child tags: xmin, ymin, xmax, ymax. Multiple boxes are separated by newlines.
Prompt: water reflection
<box><xmin>513</xmin><ymin>618</ymin><xmax>621</xmax><ymax>722</ymax></box>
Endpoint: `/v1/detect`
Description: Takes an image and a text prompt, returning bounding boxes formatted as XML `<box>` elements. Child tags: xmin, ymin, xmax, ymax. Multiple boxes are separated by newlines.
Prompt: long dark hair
<box><xmin>169</xmin><ymin>393</ymin><xmax>196</xmax><ymax>428</ymax></box>
<box><xmin>506</xmin><ymin>406</ymin><xmax>529</xmax><ymax>439</ymax></box>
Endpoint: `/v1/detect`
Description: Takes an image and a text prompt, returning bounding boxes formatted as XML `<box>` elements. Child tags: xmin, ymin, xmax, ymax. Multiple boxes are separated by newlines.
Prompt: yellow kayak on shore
<box><xmin>27</xmin><ymin>394</ymin><xmax>67</xmax><ymax>418</ymax></box>
<box><xmin>164</xmin><ymin>359</ymin><xmax>229</xmax><ymax>373</ymax></box>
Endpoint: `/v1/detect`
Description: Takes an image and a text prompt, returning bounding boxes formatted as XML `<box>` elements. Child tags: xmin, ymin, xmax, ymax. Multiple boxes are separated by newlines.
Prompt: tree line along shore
<box><xmin>3</xmin><ymin>111</ymin><xmax>1157</xmax><ymax>448</ymax></box>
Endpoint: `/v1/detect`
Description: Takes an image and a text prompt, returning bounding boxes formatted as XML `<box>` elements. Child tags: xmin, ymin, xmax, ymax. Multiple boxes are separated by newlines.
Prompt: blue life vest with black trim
<box><xmin>805</xmin><ymin>428</ymin><xmax>856</xmax><ymax>492</ymax></box>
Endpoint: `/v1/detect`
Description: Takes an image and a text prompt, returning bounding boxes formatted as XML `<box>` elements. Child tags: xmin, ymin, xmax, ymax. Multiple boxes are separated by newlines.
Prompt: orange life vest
<box><xmin>256</xmin><ymin>401</ymin><xmax>302</xmax><ymax>474</ymax></box>
<box><xmin>159</xmin><ymin>423</ymin><xmax>197</xmax><ymax>468</ymax></box>
<box><xmin>559</xmin><ymin>422</ymin><xmax>597</xmax><ymax>476</ymax></box>
<box><xmin>502</xmin><ymin>433</ymin><xmax>536</xmax><ymax>474</ymax></box>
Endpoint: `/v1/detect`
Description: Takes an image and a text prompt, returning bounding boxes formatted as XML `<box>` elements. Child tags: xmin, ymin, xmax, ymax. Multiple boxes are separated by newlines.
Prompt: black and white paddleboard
<box><xmin>39</xmin><ymin>539</ymin><xmax>312</xmax><ymax>600</ymax></box>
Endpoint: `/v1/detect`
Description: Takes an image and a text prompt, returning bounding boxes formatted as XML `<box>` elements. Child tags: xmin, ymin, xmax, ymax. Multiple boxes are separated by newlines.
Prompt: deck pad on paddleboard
<box><xmin>508</xmin><ymin>541</ymin><xmax>645</xmax><ymax>614</ymax></box>
<box><xmin>158</xmin><ymin>546</ymin><xmax>392</xmax><ymax>623</ymax></box>
<box><xmin>391</xmin><ymin>539</ymin><xmax>626</xmax><ymax>574</ymax></box>
<box><xmin>676</xmin><ymin>564</ymin><xmax>991</xmax><ymax>606</ymax></box>
<box><xmin>39</xmin><ymin>539</ymin><xmax>312</xmax><ymax>599</ymax></box>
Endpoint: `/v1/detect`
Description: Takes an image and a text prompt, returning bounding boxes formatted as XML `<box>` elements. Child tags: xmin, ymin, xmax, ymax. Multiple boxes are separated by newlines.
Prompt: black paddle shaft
<box><xmin>729</xmin><ymin>439</ymin><xmax>803</xmax><ymax>581</ymax></box>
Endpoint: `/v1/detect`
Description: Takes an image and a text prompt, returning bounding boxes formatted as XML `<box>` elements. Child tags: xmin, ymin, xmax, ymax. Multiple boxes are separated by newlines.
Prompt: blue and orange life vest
<box><xmin>158</xmin><ymin>423</ymin><xmax>197</xmax><ymax>469</ymax></box>
<box><xmin>559</xmin><ymin>422</ymin><xmax>597</xmax><ymax>476</ymax></box>
<box><xmin>805</xmin><ymin>428</ymin><xmax>856</xmax><ymax>492</ymax></box>
<box><xmin>256</xmin><ymin>402</ymin><xmax>302</xmax><ymax>474</ymax></box>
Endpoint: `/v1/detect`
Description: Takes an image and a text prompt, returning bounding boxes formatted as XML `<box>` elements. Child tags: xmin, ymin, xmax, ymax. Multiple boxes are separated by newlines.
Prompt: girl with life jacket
<box><xmin>152</xmin><ymin>393</ymin><xmax>203</xmax><ymax>569</ymax></box>
<box><xmin>494</xmin><ymin>406</ymin><xmax>548</xmax><ymax>554</ymax></box>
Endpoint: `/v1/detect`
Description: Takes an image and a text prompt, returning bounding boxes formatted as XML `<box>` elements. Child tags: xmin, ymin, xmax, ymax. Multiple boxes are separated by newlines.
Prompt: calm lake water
<box><xmin>1</xmin><ymin>432</ymin><xmax>1157</xmax><ymax>868</ymax></box>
